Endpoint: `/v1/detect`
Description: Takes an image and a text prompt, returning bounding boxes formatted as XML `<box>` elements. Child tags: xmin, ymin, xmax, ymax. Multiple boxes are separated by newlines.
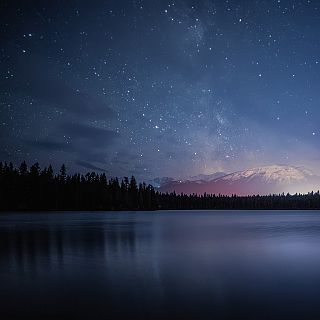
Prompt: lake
<box><xmin>1</xmin><ymin>211</ymin><xmax>320</xmax><ymax>319</ymax></box>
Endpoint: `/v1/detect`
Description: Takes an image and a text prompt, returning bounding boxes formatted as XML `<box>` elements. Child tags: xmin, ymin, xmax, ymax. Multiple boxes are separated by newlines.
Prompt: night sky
<box><xmin>1</xmin><ymin>0</ymin><xmax>320</xmax><ymax>180</ymax></box>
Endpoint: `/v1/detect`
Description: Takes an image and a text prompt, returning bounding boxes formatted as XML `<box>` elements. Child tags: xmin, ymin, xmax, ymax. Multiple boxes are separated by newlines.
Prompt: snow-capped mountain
<box><xmin>145</xmin><ymin>177</ymin><xmax>174</xmax><ymax>188</ymax></box>
<box><xmin>147</xmin><ymin>172</ymin><xmax>226</xmax><ymax>188</ymax></box>
<box><xmin>158</xmin><ymin>165</ymin><xmax>320</xmax><ymax>196</ymax></box>
<box><xmin>187</xmin><ymin>172</ymin><xmax>226</xmax><ymax>182</ymax></box>
<box><xmin>220</xmin><ymin>165</ymin><xmax>314</xmax><ymax>184</ymax></box>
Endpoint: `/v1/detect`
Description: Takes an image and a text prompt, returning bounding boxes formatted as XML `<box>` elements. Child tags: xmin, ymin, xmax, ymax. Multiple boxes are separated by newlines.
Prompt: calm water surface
<box><xmin>1</xmin><ymin>211</ymin><xmax>320</xmax><ymax>319</ymax></box>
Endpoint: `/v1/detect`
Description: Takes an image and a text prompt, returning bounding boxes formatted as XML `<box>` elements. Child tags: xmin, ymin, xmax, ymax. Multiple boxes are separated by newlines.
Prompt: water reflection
<box><xmin>1</xmin><ymin>211</ymin><xmax>320</xmax><ymax>319</ymax></box>
<box><xmin>0</xmin><ymin>219</ymin><xmax>140</xmax><ymax>273</ymax></box>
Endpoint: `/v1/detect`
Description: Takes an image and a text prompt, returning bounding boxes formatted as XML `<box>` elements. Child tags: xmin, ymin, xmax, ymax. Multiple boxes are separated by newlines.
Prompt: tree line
<box><xmin>1</xmin><ymin>161</ymin><xmax>320</xmax><ymax>211</ymax></box>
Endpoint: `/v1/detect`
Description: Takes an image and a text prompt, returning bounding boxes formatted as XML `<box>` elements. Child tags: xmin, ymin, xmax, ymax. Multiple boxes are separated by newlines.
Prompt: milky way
<box><xmin>1</xmin><ymin>0</ymin><xmax>320</xmax><ymax>179</ymax></box>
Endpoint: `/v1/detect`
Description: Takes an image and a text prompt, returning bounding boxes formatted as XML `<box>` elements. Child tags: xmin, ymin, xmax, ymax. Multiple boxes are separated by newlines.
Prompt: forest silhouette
<box><xmin>1</xmin><ymin>161</ymin><xmax>320</xmax><ymax>211</ymax></box>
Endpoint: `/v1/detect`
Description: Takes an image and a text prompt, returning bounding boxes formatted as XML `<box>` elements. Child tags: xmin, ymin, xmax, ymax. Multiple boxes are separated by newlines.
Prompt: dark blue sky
<box><xmin>1</xmin><ymin>0</ymin><xmax>320</xmax><ymax>179</ymax></box>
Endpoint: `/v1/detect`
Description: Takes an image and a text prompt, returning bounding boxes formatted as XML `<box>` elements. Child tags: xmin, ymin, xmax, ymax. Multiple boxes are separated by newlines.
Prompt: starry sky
<box><xmin>1</xmin><ymin>0</ymin><xmax>320</xmax><ymax>179</ymax></box>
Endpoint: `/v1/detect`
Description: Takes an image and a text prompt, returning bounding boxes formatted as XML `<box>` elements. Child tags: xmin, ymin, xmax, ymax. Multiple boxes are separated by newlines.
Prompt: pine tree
<box><xmin>19</xmin><ymin>161</ymin><xmax>28</xmax><ymax>175</ymax></box>
<box><xmin>59</xmin><ymin>164</ymin><xmax>67</xmax><ymax>182</ymax></box>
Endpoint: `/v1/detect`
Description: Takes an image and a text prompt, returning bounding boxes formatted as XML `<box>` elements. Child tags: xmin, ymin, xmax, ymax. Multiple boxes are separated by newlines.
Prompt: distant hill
<box><xmin>158</xmin><ymin>165</ymin><xmax>320</xmax><ymax>196</ymax></box>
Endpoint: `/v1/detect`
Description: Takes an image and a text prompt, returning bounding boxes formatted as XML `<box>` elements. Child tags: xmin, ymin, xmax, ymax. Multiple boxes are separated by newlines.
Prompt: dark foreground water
<box><xmin>1</xmin><ymin>211</ymin><xmax>320</xmax><ymax>319</ymax></box>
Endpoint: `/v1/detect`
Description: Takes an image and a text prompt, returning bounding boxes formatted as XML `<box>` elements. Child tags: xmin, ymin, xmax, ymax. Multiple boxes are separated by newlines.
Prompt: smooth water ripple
<box><xmin>1</xmin><ymin>210</ymin><xmax>320</xmax><ymax>319</ymax></box>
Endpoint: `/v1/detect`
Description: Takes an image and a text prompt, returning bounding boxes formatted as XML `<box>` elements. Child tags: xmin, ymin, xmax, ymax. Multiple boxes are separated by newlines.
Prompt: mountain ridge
<box><xmin>156</xmin><ymin>165</ymin><xmax>320</xmax><ymax>196</ymax></box>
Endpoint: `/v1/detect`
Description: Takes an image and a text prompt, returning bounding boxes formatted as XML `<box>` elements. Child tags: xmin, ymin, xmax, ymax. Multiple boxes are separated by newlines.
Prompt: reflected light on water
<box><xmin>1</xmin><ymin>211</ymin><xmax>320</xmax><ymax>319</ymax></box>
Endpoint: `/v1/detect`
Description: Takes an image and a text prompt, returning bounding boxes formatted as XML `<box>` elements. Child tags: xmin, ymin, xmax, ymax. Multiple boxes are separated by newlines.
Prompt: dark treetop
<box><xmin>1</xmin><ymin>161</ymin><xmax>320</xmax><ymax>211</ymax></box>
